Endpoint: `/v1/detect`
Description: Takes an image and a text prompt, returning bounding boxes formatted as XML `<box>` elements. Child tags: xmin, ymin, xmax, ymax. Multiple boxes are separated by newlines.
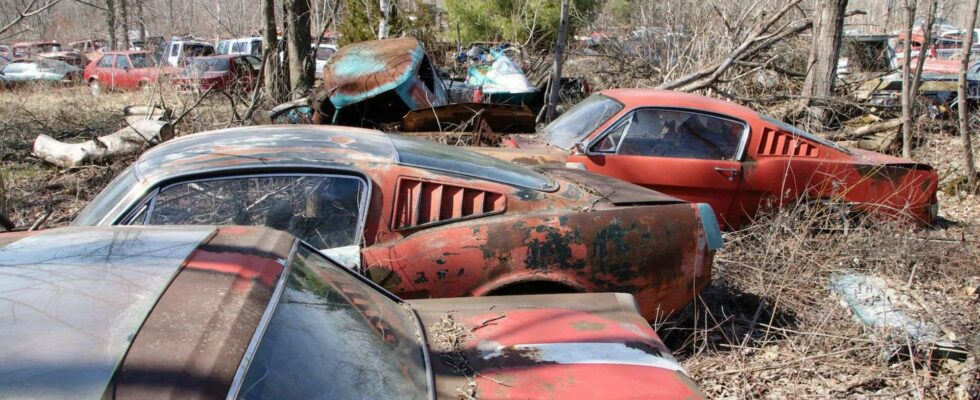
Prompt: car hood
<box><xmin>409</xmin><ymin>293</ymin><xmax>705</xmax><ymax>400</ymax></box>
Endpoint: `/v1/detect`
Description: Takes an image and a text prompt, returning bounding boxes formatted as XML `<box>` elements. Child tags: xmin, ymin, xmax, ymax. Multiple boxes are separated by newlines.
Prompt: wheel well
<box><xmin>88</xmin><ymin>77</ymin><xmax>98</xmax><ymax>82</ymax></box>
<box><xmin>485</xmin><ymin>280</ymin><xmax>581</xmax><ymax>296</ymax></box>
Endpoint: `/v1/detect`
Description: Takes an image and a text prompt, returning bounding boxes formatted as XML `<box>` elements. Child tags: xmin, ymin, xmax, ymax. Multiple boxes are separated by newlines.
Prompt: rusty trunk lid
<box><xmin>409</xmin><ymin>293</ymin><xmax>705</xmax><ymax>399</ymax></box>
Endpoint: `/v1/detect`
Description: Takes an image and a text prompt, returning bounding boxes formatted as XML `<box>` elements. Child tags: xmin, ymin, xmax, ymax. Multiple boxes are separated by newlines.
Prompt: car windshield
<box><xmin>389</xmin><ymin>134</ymin><xmax>558</xmax><ymax>191</ymax></box>
<box><xmin>542</xmin><ymin>94</ymin><xmax>624</xmax><ymax>150</ymax></box>
<box><xmin>184</xmin><ymin>58</ymin><xmax>228</xmax><ymax>75</ymax></box>
<box><xmin>760</xmin><ymin>115</ymin><xmax>853</xmax><ymax>155</ymax></box>
<box><xmin>237</xmin><ymin>245</ymin><xmax>428</xmax><ymax>400</ymax></box>
<box><xmin>34</xmin><ymin>44</ymin><xmax>60</xmax><ymax>53</ymax></box>
<box><xmin>128</xmin><ymin>53</ymin><xmax>154</xmax><ymax>68</ymax></box>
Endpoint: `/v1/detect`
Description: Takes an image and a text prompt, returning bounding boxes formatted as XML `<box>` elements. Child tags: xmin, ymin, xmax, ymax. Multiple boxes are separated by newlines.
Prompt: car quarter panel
<box><xmin>364</xmin><ymin>202</ymin><xmax>710</xmax><ymax>320</ymax></box>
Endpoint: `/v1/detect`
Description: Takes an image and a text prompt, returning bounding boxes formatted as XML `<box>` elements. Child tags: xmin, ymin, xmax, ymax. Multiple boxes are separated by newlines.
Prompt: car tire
<box><xmin>89</xmin><ymin>79</ymin><xmax>100</xmax><ymax>97</ymax></box>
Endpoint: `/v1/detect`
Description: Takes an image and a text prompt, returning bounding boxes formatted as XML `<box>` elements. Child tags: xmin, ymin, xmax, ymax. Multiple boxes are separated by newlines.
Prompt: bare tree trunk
<box><xmin>136</xmin><ymin>0</ymin><xmax>145</xmax><ymax>43</ymax></box>
<box><xmin>911</xmin><ymin>0</ymin><xmax>938</xmax><ymax>97</ymax></box>
<box><xmin>378</xmin><ymin>0</ymin><xmax>389</xmax><ymax>39</ymax></box>
<box><xmin>286</xmin><ymin>0</ymin><xmax>313</xmax><ymax>95</ymax></box>
<box><xmin>168</xmin><ymin>0</ymin><xmax>174</xmax><ymax>34</ymax></box>
<box><xmin>802</xmin><ymin>0</ymin><xmax>848</xmax><ymax>129</ymax></box>
<box><xmin>545</xmin><ymin>0</ymin><xmax>570</xmax><ymax>122</ymax></box>
<box><xmin>901</xmin><ymin>1</ymin><xmax>916</xmax><ymax>158</ymax></box>
<box><xmin>960</xmin><ymin>0</ymin><xmax>979</xmax><ymax>184</ymax></box>
<box><xmin>119</xmin><ymin>0</ymin><xmax>130</xmax><ymax>50</ymax></box>
<box><xmin>262</xmin><ymin>0</ymin><xmax>285</xmax><ymax>101</ymax></box>
<box><xmin>105</xmin><ymin>0</ymin><xmax>117</xmax><ymax>50</ymax></box>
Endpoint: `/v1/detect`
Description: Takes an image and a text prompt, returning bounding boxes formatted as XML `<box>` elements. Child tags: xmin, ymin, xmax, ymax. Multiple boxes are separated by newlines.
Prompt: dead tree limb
<box><xmin>33</xmin><ymin>120</ymin><xmax>173</xmax><ymax>168</ymax></box>
<box><xmin>0</xmin><ymin>0</ymin><xmax>63</xmax><ymax>37</ymax></box>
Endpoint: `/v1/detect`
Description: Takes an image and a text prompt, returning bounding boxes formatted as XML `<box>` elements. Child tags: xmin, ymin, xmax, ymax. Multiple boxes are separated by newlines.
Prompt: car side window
<box><xmin>170</xmin><ymin>44</ymin><xmax>179</xmax><ymax>57</ymax></box>
<box><xmin>617</xmin><ymin>109</ymin><xmax>745</xmax><ymax>160</ymax></box>
<box><xmin>133</xmin><ymin>174</ymin><xmax>365</xmax><ymax>251</ymax></box>
<box><xmin>250</xmin><ymin>40</ymin><xmax>262</xmax><ymax>55</ymax></box>
<box><xmin>115</xmin><ymin>56</ymin><xmax>131</xmax><ymax>69</ymax></box>
<box><xmin>232</xmin><ymin>41</ymin><xmax>246</xmax><ymax>53</ymax></box>
<box><xmin>590</xmin><ymin>120</ymin><xmax>629</xmax><ymax>153</ymax></box>
<box><xmin>97</xmin><ymin>55</ymin><xmax>114</xmax><ymax>68</ymax></box>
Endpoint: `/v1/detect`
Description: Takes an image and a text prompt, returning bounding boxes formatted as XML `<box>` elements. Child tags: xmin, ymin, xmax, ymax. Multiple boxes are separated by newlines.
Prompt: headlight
<box><xmin>696</xmin><ymin>203</ymin><xmax>724</xmax><ymax>251</ymax></box>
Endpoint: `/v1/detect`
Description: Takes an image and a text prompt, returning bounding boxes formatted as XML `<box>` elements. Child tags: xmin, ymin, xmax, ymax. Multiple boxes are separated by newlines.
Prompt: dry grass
<box><xmin>665</xmin><ymin>204</ymin><xmax>980</xmax><ymax>399</ymax></box>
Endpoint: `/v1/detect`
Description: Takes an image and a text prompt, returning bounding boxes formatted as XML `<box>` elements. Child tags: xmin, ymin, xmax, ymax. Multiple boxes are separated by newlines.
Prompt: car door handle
<box><xmin>713</xmin><ymin>167</ymin><xmax>740</xmax><ymax>181</ymax></box>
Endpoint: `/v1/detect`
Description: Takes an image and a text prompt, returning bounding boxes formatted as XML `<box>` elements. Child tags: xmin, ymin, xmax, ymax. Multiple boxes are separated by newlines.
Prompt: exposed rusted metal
<box><xmin>74</xmin><ymin>125</ymin><xmax>715</xmax><ymax>321</ymax></box>
<box><xmin>411</xmin><ymin>293</ymin><xmax>706</xmax><ymax>399</ymax></box>
<box><xmin>401</xmin><ymin>103</ymin><xmax>536</xmax><ymax>134</ymax></box>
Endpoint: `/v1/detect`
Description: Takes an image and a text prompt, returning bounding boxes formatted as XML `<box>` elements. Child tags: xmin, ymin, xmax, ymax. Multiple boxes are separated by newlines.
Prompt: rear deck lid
<box><xmin>540</xmin><ymin>166</ymin><xmax>686</xmax><ymax>205</ymax></box>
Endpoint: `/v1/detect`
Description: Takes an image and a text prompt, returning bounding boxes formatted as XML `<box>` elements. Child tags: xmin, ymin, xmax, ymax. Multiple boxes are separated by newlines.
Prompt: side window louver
<box><xmin>392</xmin><ymin>178</ymin><xmax>506</xmax><ymax>230</ymax></box>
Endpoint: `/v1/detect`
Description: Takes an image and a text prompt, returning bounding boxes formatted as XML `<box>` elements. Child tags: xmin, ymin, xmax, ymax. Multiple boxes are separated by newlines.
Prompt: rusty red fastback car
<box><xmin>479</xmin><ymin>89</ymin><xmax>939</xmax><ymax>228</ymax></box>
<box><xmin>71</xmin><ymin>125</ymin><xmax>721</xmax><ymax>320</ymax></box>
<box><xmin>0</xmin><ymin>225</ymin><xmax>706</xmax><ymax>399</ymax></box>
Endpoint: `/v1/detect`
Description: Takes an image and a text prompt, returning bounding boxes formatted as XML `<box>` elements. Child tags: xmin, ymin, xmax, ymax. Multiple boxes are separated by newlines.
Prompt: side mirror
<box><xmin>572</xmin><ymin>139</ymin><xmax>589</xmax><ymax>154</ymax></box>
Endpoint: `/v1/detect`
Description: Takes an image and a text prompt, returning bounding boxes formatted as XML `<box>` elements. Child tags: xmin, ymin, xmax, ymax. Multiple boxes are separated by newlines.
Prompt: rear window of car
<box><xmin>389</xmin><ymin>135</ymin><xmax>557</xmax><ymax>191</ymax></box>
<box><xmin>129</xmin><ymin>53</ymin><xmax>154</xmax><ymax>68</ymax></box>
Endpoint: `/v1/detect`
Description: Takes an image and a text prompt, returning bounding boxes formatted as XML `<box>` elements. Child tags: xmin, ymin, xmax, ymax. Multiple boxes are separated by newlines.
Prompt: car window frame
<box><xmin>225</xmin><ymin>241</ymin><xmax>435</xmax><ymax>400</ymax></box>
<box><xmin>117</xmin><ymin>170</ymin><xmax>372</xmax><ymax>255</ymax></box>
<box><xmin>586</xmin><ymin>106</ymin><xmax>751</xmax><ymax>162</ymax></box>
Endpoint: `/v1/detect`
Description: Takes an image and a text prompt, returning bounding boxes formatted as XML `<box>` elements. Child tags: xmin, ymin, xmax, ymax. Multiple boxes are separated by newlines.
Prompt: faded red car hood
<box><xmin>409</xmin><ymin>293</ymin><xmax>705</xmax><ymax>399</ymax></box>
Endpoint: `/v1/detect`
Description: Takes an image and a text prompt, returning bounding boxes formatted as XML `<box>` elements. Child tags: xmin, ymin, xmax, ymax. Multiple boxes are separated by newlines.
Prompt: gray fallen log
<box><xmin>33</xmin><ymin>120</ymin><xmax>173</xmax><ymax>168</ymax></box>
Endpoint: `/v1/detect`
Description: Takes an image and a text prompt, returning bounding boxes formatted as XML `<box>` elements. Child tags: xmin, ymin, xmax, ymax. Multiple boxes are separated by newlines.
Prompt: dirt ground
<box><xmin>0</xmin><ymin>84</ymin><xmax>977</xmax><ymax>399</ymax></box>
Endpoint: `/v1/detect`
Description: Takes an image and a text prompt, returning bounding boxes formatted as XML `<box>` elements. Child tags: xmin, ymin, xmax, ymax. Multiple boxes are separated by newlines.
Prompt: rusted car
<box><xmin>481</xmin><ymin>89</ymin><xmax>939</xmax><ymax>228</ymax></box>
<box><xmin>312</xmin><ymin>37</ymin><xmax>448</xmax><ymax>125</ymax></box>
<box><xmin>83</xmin><ymin>51</ymin><xmax>179</xmax><ymax>95</ymax></box>
<box><xmin>11</xmin><ymin>40</ymin><xmax>88</xmax><ymax>68</ymax></box>
<box><xmin>170</xmin><ymin>54</ymin><xmax>260</xmax><ymax>92</ymax></box>
<box><xmin>72</xmin><ymin>125</ymin><xmax>721</xmax><ymax>319</ymax></box>
<box><xmin>0</xmin><ymin>225</ymin><xmax>705</xmax><ymax>399</ymax></box>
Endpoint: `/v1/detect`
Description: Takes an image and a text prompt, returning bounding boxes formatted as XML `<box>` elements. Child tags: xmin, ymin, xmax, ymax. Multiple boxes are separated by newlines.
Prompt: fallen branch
<box><xmin>32</xmin><ymin>120</ymin><xmax>173</xmax><ymax>168</ymax></box>
<box><xmin>821</xmin><ymin>119</ymin><xmax>902</xmax><ymax>141</ymax></box>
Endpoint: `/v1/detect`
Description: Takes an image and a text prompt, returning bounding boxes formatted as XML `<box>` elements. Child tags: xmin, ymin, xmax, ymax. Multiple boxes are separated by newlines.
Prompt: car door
<box><xmin>96</xmin><ymin>54</ymin><xmax>114</xmax><ymax>85</ymax></box>
<box><xmin>113</xmin><ymin>54</ymin><xmax>134</xmax><ymax>89</ymax></box>
<box><xmin>577</xmin><ymin>108</ymin><xmax>748</xmax><ymax>226</ymax></box>
<box><xmin>121</xmin><ymin>173</ymin><xmax>370</xmax><ymax>269</ymax></box>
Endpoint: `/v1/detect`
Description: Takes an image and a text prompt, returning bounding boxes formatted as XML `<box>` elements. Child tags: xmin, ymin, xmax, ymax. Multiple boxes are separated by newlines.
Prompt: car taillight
<box><xmin>695</xmin><ymin>203</ymin><xmax>724</xmax><ymax>251</ymax></box>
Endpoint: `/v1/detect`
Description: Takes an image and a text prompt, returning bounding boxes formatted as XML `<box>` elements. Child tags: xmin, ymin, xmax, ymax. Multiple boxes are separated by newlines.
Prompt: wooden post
<box><xmin>378</xmin><ymin>0</ymin><xmax>389</xmax><ymax>39</ymax></box>
<box><xmin>546</xmin><ymin>0</ymin><xmax>570</xmax><ymax>122</ymax></box>
<box><xmin>960</xmin><ymin>0</ymin><xmax>979</xmax><ymax>185</ymax></box>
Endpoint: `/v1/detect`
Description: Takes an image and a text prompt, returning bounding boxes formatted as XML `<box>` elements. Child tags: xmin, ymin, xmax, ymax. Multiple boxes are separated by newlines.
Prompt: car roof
<box><xmin>189</xmin><ymin>54</ymin><xmax>241</xmax><ymax>60</ymax></box>
<box><xmin>0</xmin><ymin>226</ymin><xmax>218</xmax><ymax>398</ymax></box>
<box><xmin>599</xmin><ymin>88</ymin><xmax>762</xmax><ymax>122</ymax></box>
<box><xmin>101</xmin><ymin>50</ymin><xmax>149</xmax><ymax>56</ymax></box>
<box><xmin>132</xmin><ymin>125</ymin><xmax>397</xmax><ymax>184</ymax></box>
<box><xmin>0</xmin><ymin>225</ymin><xmax>298</xmax><ymax>399</ymax></box>
<box><xmin>324</xmin><ymin>37</ymin><xmax>424</xmax><ymax>108</ymax></box>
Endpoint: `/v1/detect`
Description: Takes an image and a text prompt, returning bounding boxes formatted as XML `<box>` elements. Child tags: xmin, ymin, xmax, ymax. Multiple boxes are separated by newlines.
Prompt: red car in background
<box><xmin>83</xmin><ymin>51</ymin><xmax>178</xmax><ymax>95</ymax></box>
<box><xmin>481</xmin><ymin>89</ymin><xmax>939</xmax><ymax>229</ymax></box>
<box><xmin>170</xmin><ymin>54</ymin><xmax>260</xmax><ymax>92</ymax></box>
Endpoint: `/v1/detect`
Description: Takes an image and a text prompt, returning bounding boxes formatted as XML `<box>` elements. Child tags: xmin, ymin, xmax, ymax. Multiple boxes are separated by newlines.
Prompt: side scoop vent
<box><xmin>757</xmin><ymin>128</ymin><xmax>819</xmax><ymax>158</ymax></box>
<box><xmin>393</xmin><ymin>177</ymin><xmax>506</xmax><ymax>230</ymax></box>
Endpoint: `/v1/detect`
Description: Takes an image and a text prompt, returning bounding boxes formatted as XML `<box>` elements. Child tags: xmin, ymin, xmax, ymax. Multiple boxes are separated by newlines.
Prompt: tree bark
<box><xmin>911</xmin><ymin>0</ymin><xmax>938</xmax><ymax>98</ymax></box>
<box><xmin>802</xmin><ymin>0</ymin><xmax>848</xmax><ymax>129</ymax></box>
<box><xmin>286</xmin><ymin>0</ymin><xmax>313</xmax><ymax>95</ymax></box>
<box><xmin>378</xmin><ymin>0</ymin><xmax>389</xmax><ymax>39</ymax></box>
<box><xmin>136</xmin><ymin>0</ymin><xmax>145</xmax><ymax>43</ymax></box>
<box><xmin>960</xmin><ymin>0</ymin><xmax>979</xmax><ymax>185</ymax></box>
<box><xmin>105</xmin><ymin>0</ymin><xmax>117</xmax><ymax>50</ymax></box>
<box><xmin>119</xmin><ymin>0</ymin><xmax>130</xmax><ymax>50</ymax></box>
<box><xmin>545</xmin><ymin>0</ymin><xmax>570</xmax><ymax>122</ymax></box>
<box><xmin>262</xmin><ymin>0</ymin><xmax>286</xmax><ymax>102</ymax></box>
<box><xmin>901</xmin><ymin>1</ymin><xmax>916</xmax><ymax>158</ymax></box>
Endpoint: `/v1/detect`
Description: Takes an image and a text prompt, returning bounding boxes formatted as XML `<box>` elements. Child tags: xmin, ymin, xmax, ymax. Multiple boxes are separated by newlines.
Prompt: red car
<box><xmin>0</xmin><ymin>225</ymin><xmax>705</xmax><ymax>399</ymax></box>
<box><xmin>484</xmin><ymin>89</ymin><xmax>939</xmax><ymax>228</ymax></box>
<box><xmin>71</xmin><ymin>125</ymin><xmax>720</xmax><ymax>320</ymax></box>
<box><xmin>83</xmin><ymin>51</ymin><xmax>178</xmax><ymax>95</ymax></box>
<box><xmin>170</xmin><ymin>54</ymin><xmax>260</xmax><ymax>92</ymax></box>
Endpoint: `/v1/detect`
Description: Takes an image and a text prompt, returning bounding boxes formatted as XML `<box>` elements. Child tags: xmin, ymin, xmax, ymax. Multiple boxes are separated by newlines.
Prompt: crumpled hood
<box><xmin>409</xmin><ymin>293</ymin><xmax>705</xmax><ymax>399</ymax></box>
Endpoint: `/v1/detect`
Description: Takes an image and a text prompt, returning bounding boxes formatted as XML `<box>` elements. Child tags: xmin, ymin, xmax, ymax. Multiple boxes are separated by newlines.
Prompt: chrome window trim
<box><xmin>586</xmin><ymin>107</ymin><xmax>751</xmax><ymax>161</ymax></box>
<box><xmin>225</xmin><ymin>240</ymin><xmax>298</xmax><ymax>400</ymax></box>
<box><xmin>106</xmin><ymin>169</ymin><xmax>372</xmax><ymax>256</ymax></box>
